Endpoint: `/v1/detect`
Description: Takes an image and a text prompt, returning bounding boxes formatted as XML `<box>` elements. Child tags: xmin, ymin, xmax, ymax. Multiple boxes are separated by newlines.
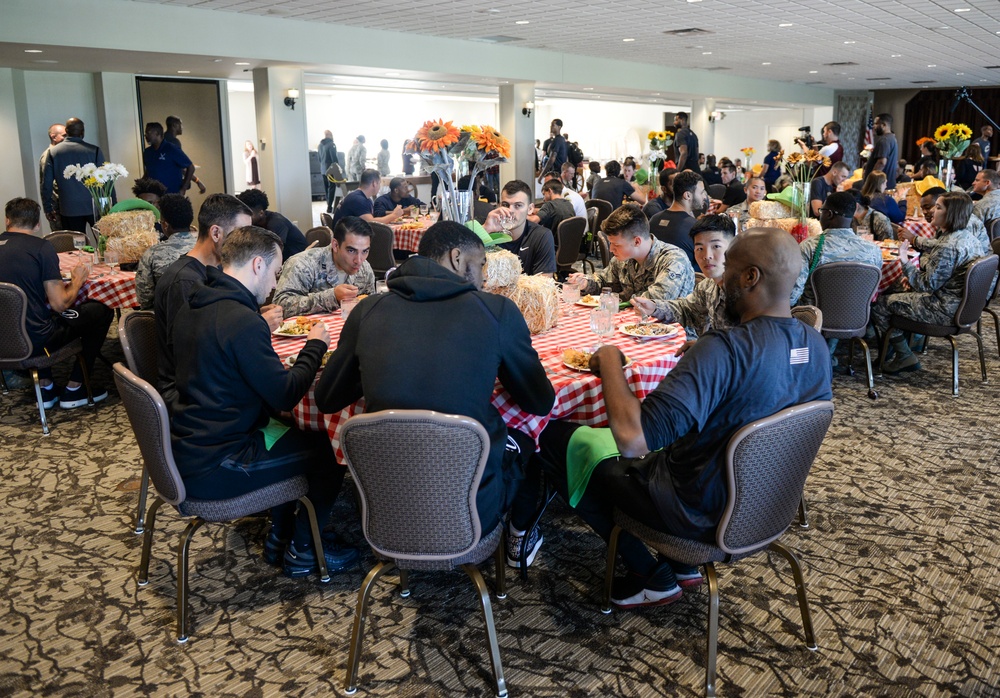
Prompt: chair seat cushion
<box><xmin>395</xmin><ymin>521</ymin><xmax>503</xmax><ymax>572</ymax></box>
<box><xmin>614</xmin><ymin>511</ymin><xmax>761</xmax><ymax>566</ymax></box>
<box><xmin>4</xmin><ymin>338</ymin><xmax>84</xmax><ymax>370</ymax></box>
<box><xmin>178</xmin><ymin>475</ymin><xmax>309</xmax><ymax>522</ymax></box>
<box><xmin>889</xmin><ymin>315</ymin><xmax>961</xmax><ymax>337</ymax></box>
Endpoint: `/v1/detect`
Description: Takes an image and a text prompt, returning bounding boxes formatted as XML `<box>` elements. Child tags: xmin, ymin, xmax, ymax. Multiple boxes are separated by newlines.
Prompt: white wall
<box><xmin>0</xmin><ymin>69</ymin><xmax>29</xmax><ymax>206</ymax></box>
<box><xmin>712</xmin><ymin>105</ymin><xmax>833</xmax><ymax>166</ymax></box>
<box><xmin>304</xmin><ymin>89</ymin><xmax>498</xmax><ymax>176</ymax></box>
<box><xmin>227</xmin><ymin>85</ymin><xmax>258</xmax><ymax>194</ymax></box>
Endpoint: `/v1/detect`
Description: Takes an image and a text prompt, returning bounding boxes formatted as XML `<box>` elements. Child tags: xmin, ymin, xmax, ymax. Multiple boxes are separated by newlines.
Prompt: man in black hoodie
<box><xmin>171</xmin><ymin>225</ymin><xmax>358</xmax><ymax>579</ymax></box>
<box><xmin>316</xmin><ymin>221</ymin><xmax>555</xmax><ymax>543</ymax></box>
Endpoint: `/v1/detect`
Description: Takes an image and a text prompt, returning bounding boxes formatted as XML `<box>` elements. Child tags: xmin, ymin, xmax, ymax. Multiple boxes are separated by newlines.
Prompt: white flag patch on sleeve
<box><xmin>790</xmin><ymin>347</ymin><xmax>810</xmax><ymax>365</ymax></box>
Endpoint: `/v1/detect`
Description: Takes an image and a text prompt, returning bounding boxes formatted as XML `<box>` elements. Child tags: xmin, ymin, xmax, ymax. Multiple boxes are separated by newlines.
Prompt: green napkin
<box><xmin>618</xmin><ymin>301</ymin><xmax>631</xmax><ymax>310</ymax></box>
<box><xmin>464</xmin><ymin>219</ymin><xmax>512</xmax><ymax>246</ymax></box>
<box><xmin>261</xmin><ymin>417</ymin><xmax>291</xmax><ymax>451</ymax></box>
<box><xmin>566</xmin><ymin>426</ymin><xmax>620</xmax><ymax>507</ymax></box>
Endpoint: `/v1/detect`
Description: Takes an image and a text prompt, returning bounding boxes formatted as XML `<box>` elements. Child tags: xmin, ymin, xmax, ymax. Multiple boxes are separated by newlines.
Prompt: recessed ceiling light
<box><xmin>938</xmin><ymin>26</ymin><xmax>950</xmax><ymax>29</ymax></box>
<box><xmin>33</xmin><ymin>59</ymin><xmax>59</xmax><ymax>64</ymax></box>
<box><xmin>809</xmin><ymin>70</ymin><xmax>818</xmax><ymax>74</ymax></box>
<box><xmin>235</xmin><ymin>61</ymin><xmax>250</xmax><ymax>66</ymax></box>
<box><xmin>488</xmin><ymin>7</ymin><xmax>501</xmax><ymax>12</ymax></box>
<box><xmin>953</xmin><ymin>7</ymin><xmax>970</xmax><ymax>12</ymax></box>
<box><xmin>927</xmin><ymin>64</ymin><xmax>937</xmax><ymax>67</ymax></box>
<box><xmin>844</xmin><ymin>41</ymin><xmax>855</xmax><ymax>44</ymax></box>
<box><xmin>583</xmin><ymin>87</ymin><xmax>594</xmax><ymax>90</ymax></box>
<box><xmin>24</xmin><ymin>49</ymin><xmax>43</xmax><ymax>53</ymax></box>
<box><xmin>212</xmin><ymin>59</ymin><xmax>222</xmax><ymax>63</ymax></box>
<box><xmin>702</xmin><ymin>51</ymin><xmax>712</xmax><ymax>55</ymax></box>
<box><xmin>622</xmin><ymin>38</ymin><xmax>635</xmax><ymax>42</ymax></box>
<box><xmin>891</xmin><ymin>54</ymin><xmax>902</xmax><ymax>57</ymax></box>
<box><xmin>515</xmin><ymin>20</ymin><xmax>530</xmax><ymax>24</ymax></box>
<box><xmin>385</xmin><ymin>72</ymin><xmax>400</xmax><ymax>76</ymax></box>
<box><xmin>957</xmin><ymin>72</ymin><xmax>964</xmax><ymax>75</ymax></box>
<box><xmin>177</xmin><ymin>70</ymin><xmax>191</xmax><ymax>74</ymax></box>
<box><xmin>687</xmin><ymin>0</ymin><xmax>703</xmax><ymax>3</ymax></box>
<box><xmin>762</xmin><ymin>62</ymin><xmax>772</xmax><ymax>65</ymax></box>
<box><xmin>848</xmin><ymin>77</ymin><xmax>855</xmax><ymax>80</ymax></box>
<box><xmin>778</xmin><ymin>23</ymin><xmax>793</xmax><ymax>27</ymax></box>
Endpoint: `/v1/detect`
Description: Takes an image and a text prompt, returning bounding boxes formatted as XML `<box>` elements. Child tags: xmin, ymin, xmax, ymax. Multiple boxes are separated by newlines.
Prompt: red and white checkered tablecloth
<box><xmin>876</xmin><ymin>219</ymin><xmax>932</xmax><ymax>294</ymax></box>
<box><xmin>388</xmin><ymin>212</ymin><xmax>439</xmax><ymax>253</ymax></box>
<box><xmin>58</xmin><ymin>252</ymin><xmax>138</xmax><ymax>309</ymax></box>
<box><xmin>271</xmin><ymin>304</ymin><xmax>685</xmax><ymax>461</ymax></box>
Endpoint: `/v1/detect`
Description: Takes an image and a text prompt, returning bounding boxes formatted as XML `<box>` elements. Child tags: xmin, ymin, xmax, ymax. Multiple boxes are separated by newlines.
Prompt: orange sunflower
<box><xmin>473</xmin><ymin>125</ymin><xmax>511</xmax><ymax>158</ymax></box>
<box><xmin>415</xmin><ymin>119</ymin><xmax>460</xmax><ymax>153</ymax></box>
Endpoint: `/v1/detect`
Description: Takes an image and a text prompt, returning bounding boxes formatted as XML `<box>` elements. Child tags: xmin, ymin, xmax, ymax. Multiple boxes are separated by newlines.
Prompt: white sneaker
<box><xmin>506</xmin><ymin>525</ymin><xmax>543</xmax><ymax>568</ymax></box>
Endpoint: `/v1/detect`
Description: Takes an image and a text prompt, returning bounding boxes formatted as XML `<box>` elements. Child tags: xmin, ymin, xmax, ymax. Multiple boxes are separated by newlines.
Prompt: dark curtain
<box><xmin>903</xmin><ymin>88</ymin><xmax>1000</xmax><ymax>164</ymax></box>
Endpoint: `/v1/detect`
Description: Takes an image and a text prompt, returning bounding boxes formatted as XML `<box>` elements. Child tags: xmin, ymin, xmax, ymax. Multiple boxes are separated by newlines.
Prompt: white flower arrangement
<box><xmin>63</xmin><ymin>162</ymin><xmax>128</xmax><ymax>218</ymax></box>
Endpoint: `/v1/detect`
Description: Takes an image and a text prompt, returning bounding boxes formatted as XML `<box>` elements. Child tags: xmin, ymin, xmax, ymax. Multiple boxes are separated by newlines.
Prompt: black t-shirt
<box><xmin>332</xmin><ymin>189</ymin><xmax>373</xmax><ymax>228</ymax></box>
<box><xmin>648</xmin><ymin>210</ymin><xmax>697</xmax><ymax>268</ymax></box>
<box><xmin>721</xmin><ymin>180</ymin><xmax>746</xmax><ymax>207</ymax></box>
<box><xmin>264</xmin><ymin>211</ymin><xmax>307</xmax><ymax>261</ymax></box>
<box><xmin>0</xmin><ymin>232</ymin><xmax>61</xmax><ymax>351</ymax></box>
<box><xmin>865</xmin><ymin>133</ymin><xmax>899</xmax><ymax>189</ymax></box>
<box><xmin>808</xmin><ymin>176</ymin><xmax>833</xmax><ymax>217</ymax></box>
<box><xmin>674</xmin><ymin>127</ymin><xmax>700</xmax><ymax>172</ymax></box>
<box><xmin>593</xmin><ymin>177</ymin><xmax>636</xmax><ymax>210</ymax></box>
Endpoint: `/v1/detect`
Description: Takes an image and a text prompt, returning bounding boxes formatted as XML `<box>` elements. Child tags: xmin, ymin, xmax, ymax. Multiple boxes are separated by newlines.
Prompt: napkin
<box><xmin>566</xmin><ymin>426</ymin><xmax>620</xmax><ymax>507</ymax></box>
<box><xmin>261</xmin><ymin>417</ymin><xmax>291</xmax><ymax>451</ymax></box>
<box><xmin>465</xmin><ymin>219</ymin><xmax>512</xmax><ymax>246</ymax></box>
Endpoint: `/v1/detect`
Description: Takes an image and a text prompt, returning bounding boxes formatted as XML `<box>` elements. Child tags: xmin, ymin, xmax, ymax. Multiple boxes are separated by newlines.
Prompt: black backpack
<box><xmin>567</xmin><ymin>141</ymin><xmax>584</xmax><ymax>167</ymax></box>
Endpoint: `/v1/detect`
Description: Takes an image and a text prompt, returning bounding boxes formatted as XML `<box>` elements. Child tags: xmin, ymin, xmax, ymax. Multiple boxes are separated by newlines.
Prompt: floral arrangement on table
<box><xmin>915</xmin><ymin>136</ymin><xmax>936</xmax><ymax>149</ymax></box>
<box><xmin>933</xmin><ymin>122</ymin><xmax>972</xmax><ymax>159</ymax></box>
<box><xmin>411</xmin><ymin>119</ymin><xmax>509</xmax><ymax>224</ymax></box>
<box><xmin>781</xmin><ymin>149</ymin><xmax>830</xmax><ymax>242</ymax></box>
<box><xmin>647</xmin><ymin>130</ymin><xmax>674</xmax><ymax>174</ymax></box>
<box><xmin>63</xmin><ymin>162</ymin><xmax>128</xmax><ymax>219</ymax></box>
<box><xmin>740</xmin><ymin>146</ymin><xmax>755</xmax><ymax>169</ymax></box>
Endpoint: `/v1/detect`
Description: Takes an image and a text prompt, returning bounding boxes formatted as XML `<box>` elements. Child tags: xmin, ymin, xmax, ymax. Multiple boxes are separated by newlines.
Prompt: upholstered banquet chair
<box><xmin>304</xmin><ymin>226</ymin><xmax>332</xmax><ymax>248</ymax></box>
<box><xmin>43</xmin><ymin>231</ymin><xmax>87</xmax><ymax>253</ymax></box>
<box><xmin>113</xmin><ymin>363</ymin><xmax>330</xmax><ymax>643</ymax></box>
<box><xmin>339</xmin><ymin>409</ymin><xmax>508</xmax><ymax>698</ymax></box>
<box><xmin>367</xmin><ymin>223</ymin><xmax>396</xmax><ymax>280</ymax></box>
<box><xmin>602</xmin><ymin>400</ymin><xmax>835</xmax><ymax>698</ymax></box>
<box><xmin>118</xmin><ymin>310</ymin><xmax>158</xmax><ymax>534</ymax></box>
<box><xmin>556</xmin><ymin>216</ymin><xmax>593</xmax><ymax>277</ymax></box>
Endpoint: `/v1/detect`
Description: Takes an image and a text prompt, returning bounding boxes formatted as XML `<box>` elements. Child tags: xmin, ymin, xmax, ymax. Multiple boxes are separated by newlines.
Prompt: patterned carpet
<box><xmin>1</xmin><ymin>325</ymin><xmax>999</xmax><ymax>697</ymax></box>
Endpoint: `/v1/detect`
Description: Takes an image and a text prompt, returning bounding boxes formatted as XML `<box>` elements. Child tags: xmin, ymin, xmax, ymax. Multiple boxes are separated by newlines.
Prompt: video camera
<box><xmin>795</xmin><ymin>126</ymin><xmax>816</xmax><ymax>149</ymax></box>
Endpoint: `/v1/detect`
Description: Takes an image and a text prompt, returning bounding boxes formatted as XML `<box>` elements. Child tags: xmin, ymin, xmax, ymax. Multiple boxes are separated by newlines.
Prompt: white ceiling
<box><xmin>124</xmin><ymin>0</ymin><xmax>1000</xmax><ymax>90</ymax></box>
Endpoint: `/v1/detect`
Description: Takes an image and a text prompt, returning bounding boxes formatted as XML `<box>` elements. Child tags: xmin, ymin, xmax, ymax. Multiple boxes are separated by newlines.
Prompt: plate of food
<box><xmin>284</xmin><ymin>350</ymin><xmax>334</xmax><ymax>368</ymax></box>
<box><xmin>575</xmin><ymin>294</ymin><xmax>601</xmax><ymax>307</ymax></box>
<box><xmin>396</xmin><ymin>222</ymin><xmax>424</xmax><ymax>231</ymax></box>
<box><xmin>273</xmin><ymin>316</ymin><xmax>321</xmax><ymax>337</ymax></box>
<box><xmin>619</xmin><ymin>322</ymin><xmax>680</xmax><ymax>340</ymax></box>
<box><xmin>562</xmin><ymin>347</ymin><xmax>632</xmax><ymax>372</ymax></box>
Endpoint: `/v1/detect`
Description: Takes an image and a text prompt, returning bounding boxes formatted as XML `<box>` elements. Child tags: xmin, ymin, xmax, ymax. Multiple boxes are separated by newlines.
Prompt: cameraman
<box><xmin>794</xmin><ymin>126</ymin><xmax>816</xmax><ymax>151</ymax></box>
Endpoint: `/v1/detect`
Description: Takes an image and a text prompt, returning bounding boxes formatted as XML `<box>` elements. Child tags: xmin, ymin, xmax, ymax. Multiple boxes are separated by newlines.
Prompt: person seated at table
<box><xmin>971</xmin><ymin>169</ymin><xmax>1000</xmax><ymax>222</ymax></box>
<box><xmin>641</xmin><ymin>167</ymin><xmax>677</xmax><ymax>220</ymax></box>
<box><xmin>790</xmin><ymin>192</ymin><xmax>882</xmax><ymax>309</ymax></box>
<box><xmin>272</xmin><ymin>216</ymin><xmax>376</xmax><ymax>316</ymax></box>
<box><xmin>373</xmin><ymin>177</ymin><xmax>424</xmax><ymax>218</ymax></box>
<box><xmin>809</xmin><ymin>162</ymin><xmax>851</xmax><ymax>218</ymax></box>
<box><xmin>315</xmin><ymin>221</ymin><xmax>555</xmax><ymax>555</ymax></box>
<box><xmin>494</xmin><ymin>180</ymin><xmax>557</xmax><ymax>276</ymax></box>
<box><xmin>724</xmin><ymin>176</ymin><xmax>768</xmax><ymax>227</ymax></box>
<box><xmin>585</xmin><ymin>161</ymin><xmax>602</xmax><ymax>197</ymax></box>
<box><xmin>592</xmin><ymin>161</ymin><xmax>646</xmax><ymax>211</ymax></box>
<box><xmin>528</xmin><ymin>180</ymin><xmax>576</xmax><ymax>237</ymax></box>
<box><xmin>631</xmin><ymin>215</ymin><xmax>735</xmax><ymax>340</ymax></box>
<box><xmin>332</xmin><ymin>168</ymin><xmax>404</xmax><ymax>228</ymax></box>
<box><xmin>648</xmin><ymin>170</ymin><xmax>712</xmax><ymax>268</ymax></box>
<box><xmin>458</xmin><ymin>173</ymin><xmax>497</xmax><ymax>204</ymax></box>
<box><xmin>853</xmin><ymin>192</ymin><xmax>895</xmax><ymax>242</ymax></box>
<box><xmin>154</xmin><ymin>193</ymin><xmax>258</xmax><ymax>407</ymax></box>
<box><xmin>860</xmin><ymin>172</ymin><xmax>905</xmax><ymax>223</ymax></box>
<box><xmin>135</xmin><ymin>194</ymin><xmax>197</xmax><ymax>310</ymax></box>
<box><xmin>0</xmin><ymin>197</ymin><xmax>112</xmax><ymax>408</ymax></box>
<box><xmin>567</xmin><ymin>204</ymin><xmax>694</xmax><ymax>303</ymax></box>
<box><xmin>897</xmin><ymin>183</ymin><xmax>991</xmax><ymax>254</ymax></box>
<box><xmin>131</xmin><ymin>176</ymin><xmax>167</xmax><ymax>210</ymax></box>
<box><xmin>528</xmin><ymin>227</ymin><xmax>831</xmax><ymax>608</ymax></box>
<box><xmin>236</xmin><ymin>189</ymin><xmax>308</xmax><ymax>262</ymax></box>
<box><xmin>872</xmin><ymin>192</ymin><xmax>988</xmax><ymax>374</ymax></box>
<box><xmin>171</xmin><ymin>225</ymin><xmax>358</xmax><ymax>577</ymax></box>
<box><xmin>914</xmin><ymin>159</ymin><xmax>938</xmax><ymax>181</ymax></box>
<box><xmin>715</xmin><ymin>159</ymin><xmax>746</xmax><ymax>213</ymax></box>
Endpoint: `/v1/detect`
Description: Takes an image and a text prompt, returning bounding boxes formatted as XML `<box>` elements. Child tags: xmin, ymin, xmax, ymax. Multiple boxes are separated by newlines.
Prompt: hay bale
<box><xmin>749</xmin><ymin>200</ymin><xmax>794</xmax><ymax>220</ymax></box>
<box><xmin>106</xmin><ymin>230</ymin><xmax>159</xmax><ymax>263</ymax></box>
<box><xmin>747</xmin><ymin>217</ymin><xmax>822</xmax><ymax>237</ymax></box>
<box><xmin>499</xmin><ymin>274</ymin><xmax>560</xmax><ymax>334</ymax></box>
<box><xmin>483</xmin><ymin>248</ymin><xmax>521</xmax><ymax>293</ymax></box>
<box><xmin>95</xmin><ymin>210</ymin><xmax>157</xmax><ymax>239</ymax></box>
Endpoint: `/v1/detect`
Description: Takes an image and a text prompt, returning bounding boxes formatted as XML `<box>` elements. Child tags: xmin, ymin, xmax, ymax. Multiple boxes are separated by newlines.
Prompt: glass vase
<box><xmin>942</xmin><ymin>159</ymin><xmax>954</xmax><ymax>189</ymax></box>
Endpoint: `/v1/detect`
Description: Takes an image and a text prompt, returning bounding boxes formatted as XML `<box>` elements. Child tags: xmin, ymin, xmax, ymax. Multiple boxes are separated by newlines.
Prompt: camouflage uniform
<box><xmin>791</xmin><ymin>227</ymin><xmax>882</xmax><ymax>306</ymax></box>
<box><xmin>578</xmin><ymin>237</ymin><xmax>694</xmax><ymax>303</ymax></box>
<box><xmin>861</xmin><ymin>209</ymin><xmax>894</xmax><ymax>242</ymax></box>
<box><xmin>650</xmin><ymin>276</ymin><xmax>729</xmax><ymax>339</ymax></box>
<box><xmin>272</xmin><ymin>247</ymin><xmax>375</xmax><ymax>316</ymax></box>
<box><xmin>973</xmin><ymin>189</ymin><xmax>1000</xmax><ymax>224</ymax></box>
<box><xmin>134</xmin><ymin>231</ymin><xmax>197</xmax><ymax>310</ymax></box>
<box><xmin>910</xmin><ymin>217</ymin><xmax>990</xmax><ymax>255</ymax></box>
<box><xmin>871</xmin><ymin>228</ymin><xmax>985</xmax><ymax>335</ymax></box>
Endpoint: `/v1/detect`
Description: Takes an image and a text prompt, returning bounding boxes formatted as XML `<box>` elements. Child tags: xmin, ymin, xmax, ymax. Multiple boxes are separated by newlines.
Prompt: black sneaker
<box><xmin>283</xmin><ymin>538</ymin><xmax>360</xmax><ymax>578</ymax></box>
<box><xmin>59</xmin><ymin>387</ymin><xmax>108</xmax><ymax>409</ymax></box>
<box><xmin>611</xmin><ymin>561</ymin><xmax>683</xmax><ymax>609</ymax></box>
<box><xmin>39</xmin><ymin>383</ymin><xmax>61</xmax><ymax>409</ymax></box>
<box><xmin>506</xmin><ymin>525</ymin><xmax>543</xmax><ymax>569</ymax></box>
<box><xmin>669</xmin><ymin>562</ymin><xmax>704</xmax><ymax>589</ymax></box>
<box><xmin>262</xmin><ymin>530</ymin><xmax>290</xmax><ymax>567</ymax></box>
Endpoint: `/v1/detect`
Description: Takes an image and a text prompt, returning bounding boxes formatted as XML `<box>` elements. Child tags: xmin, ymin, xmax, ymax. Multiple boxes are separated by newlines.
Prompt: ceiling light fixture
<box><xmin>583</xmin><ymin>87</ymin><xmax>594</xmax><ymax>90</ymax></box>
<box><xmin>385</xmin><ymin>72</ymin><xmax>400</xmax><ymax>76</ymax></box>
<box><xmin>778</xmin><ymin>23</ymin><xmax>793</xmax><ymax>27</ymax></box>
<box><xmin>24</xmin><ymin>49</ymin><xmax>43</xmax><ymax>53</ymax></box>
<box><xmin>762</xmin><ymin>62</ymin><xmax>771</xmax><ymax>65</ymax></box>
<box><xmin>891</xmin><ymin>54</ymin><xmax>902</xmax><ymax>57</ymax></box>
<box><xmin>702</xmin><ymin>51</ymin><xmax>712</xmax><ymax>55</ymax></box>
<box><xmin>284</xmin><ymin>88</ymin><xmax>299</xmax><ymax>109</ymax></box>
<box><xmin>927</xmin><ymin>64</ymin><xmax>937</xmax><ymax>67</ymax></box>
<box><xmin>177</xmin><ymin>70</ymin><xmax>190</xmax><ymax>74</ymax></box>
<box><xmin>515</xmin><ymin>20</ymin><xmax>530</xmax><ymax>24</ymax></box>
<box><xmin>844</xmin><ymin>41</ymin><xmax>855</xmax><ymax>44</ymax></box>
<box><xmin>953</xmin><ymin>7</ymin><xmax>970</xmax><ymax>12</ymax></box>
<box><xmin>622</xmin><ymin>38</ymin><xmax>635</xmax><ymax>42</ymax></box>
<box><xmin>809</xmin><ymin>70</ymin><xmax>818</xmax><ymax>74</ymax></box>
<box><xmin>235</xmin><ymin>61</ymin><xmax>250</xmax><ymax>66</ymax></box>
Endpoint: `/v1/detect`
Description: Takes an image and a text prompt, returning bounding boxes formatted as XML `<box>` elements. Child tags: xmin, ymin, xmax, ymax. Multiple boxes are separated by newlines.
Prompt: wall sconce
<box><xmin>708</xmin><ymin>110</ymin><xmax>725</xmax><ymax>122</ymax></box>
<box><xmin>522</xmin><ymin>101</ymin><xmax>534</xmax><ymax>117</ymax></box>
<box><xmin>284</xmin><ymin>88</ymin><xmax>299</xmax><ymax>110</ymax></box>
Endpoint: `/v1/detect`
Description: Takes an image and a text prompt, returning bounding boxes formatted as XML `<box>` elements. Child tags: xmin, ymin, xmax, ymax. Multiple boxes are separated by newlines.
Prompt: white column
<box><xmin>691</xmin><ymin>98</ymin><xmax>716</xmax><ymax>158</ymax></box>
<box><xmin>94</xmin><ymin>72</ymin><xmax>142</xmax><ymax>204</ymax></box>
<box><xmin>498</xmin><ymin>82</ymin><xmax>536</xmax><ymax>188</ymax></box>
<box><xmin>2</xmin><ymin>69</ymin><xmax>33</xmax><ymax>211</ymax></box>
<box><xmin>252</xmin><ymin>67</ymin><xmax>311</xmax><ymax>231</ymax></box>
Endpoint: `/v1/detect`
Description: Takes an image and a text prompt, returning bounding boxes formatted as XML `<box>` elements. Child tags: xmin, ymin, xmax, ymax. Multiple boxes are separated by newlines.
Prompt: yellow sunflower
<box><xmin>647</xmin><ymin>131</ymin><xmax>658</xmax><ymax>140</ymax></box>
<box><xmin>786</xmin><ymin>151</ymin><xmax>804</xmax><ymax>165</ymax></box>
<box><xmin>934</xmin><ymin>124</ymin><xmax>951</xmax><ymax>141</ymax></box>
<box><xmin>664</xmin><ymin>129</ymin><xmax>675</xmax><ymax>138</ymax></box>
<box><xmin>658</xmin><ymin>131</ymin><xmax>669</xmax><ymax>141</ymax></box>
<box><xmin>473</xmin><ymin>125</ymin><xmax>510</xmax><ymax>158</ymax></box>
<box><xmin>956</xmin><ymin>124</ymin><xmax>973</xmax><ymax>139</ymax></box>
<box><xmin>415</xmin><ymin>119</ymin><xmax>460</xmax><ymax>153</ymax></box>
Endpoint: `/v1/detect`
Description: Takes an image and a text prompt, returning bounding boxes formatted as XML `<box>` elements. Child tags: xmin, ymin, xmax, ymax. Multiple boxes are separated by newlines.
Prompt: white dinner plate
<box><xmin>575</xmin><ymin>297</ymin><xmax>600</xmax><ymax>308</ymax></box>
<box><xmin>562</xmin><ymin>348</ymin><xmax>632</xmax><ymax>372</ymax></box>
<box><xmin>618</xmin><ymin>322</ymin><xmax>680</xmax><ymax>340</ymax></box>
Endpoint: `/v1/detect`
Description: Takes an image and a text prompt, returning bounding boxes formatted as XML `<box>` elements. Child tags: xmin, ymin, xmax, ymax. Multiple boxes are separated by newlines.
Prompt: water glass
<box><xmin>340</xmin><ymin>297</ymin><xmax>358</xmax><ymax>319</ymax></box>
<box><xmin>589</xmin><ymin>307</ymin><xmax>615</xmax><ymax>339</ymax></box>
<box><xmin>857</xmin><ymin>225</ymin><xmax>872</xmax><ymax>242</ymax></box>
<box><xmin>562</xmin><ymin>282</ymin><xmax>581</xmax><ymax>305</ymax></box>
<box><xmin>375</xmin><ymin>280</ymin><xmax>389</xmax><ymax>294</ymax></box>
<box><xmin>105</xmin><ymin>249</ymin><xmax>120</xmax><ymax>275</ymax></box>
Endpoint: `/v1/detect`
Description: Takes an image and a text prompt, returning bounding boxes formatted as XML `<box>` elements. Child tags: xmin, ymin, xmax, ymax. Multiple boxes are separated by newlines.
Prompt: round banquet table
<box><xmin>58</xmin><ymin>252</ymin><xmax>138</xmax><ymax>309</ymax></box>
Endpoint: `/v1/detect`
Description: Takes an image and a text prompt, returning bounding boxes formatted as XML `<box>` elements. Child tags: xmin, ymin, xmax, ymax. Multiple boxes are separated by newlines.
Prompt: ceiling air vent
<box><xmin>704</xmin><ymin>66</ymin><xmax>730</xmax><ymax>71</ymax></box>
<box><xmin>911</xmin><ymin>80</ymin><xmax>936</xmax><ymax>84</ymax></box>
<box><xmin>824</xmin><ymin>61</ymin><xmax>858</xmax><ymax>66</ymax></box>
<box><xmin>663</xmin><ymin>28</ymin><xmax>713</xmax><ymax>36</ymax></box>
<box><xmin>805</xmin><ymin>81</ymin><xmax>825</xmax><ymax>85</ymax></box>
<box><xmin>985</xmin><ymin>65</ymin><xmax>1000</xmax><ymax>69</ymax></box>
<box><xmin>471</xmin><ymin>35</ymin><xmax>523</xmax><ymax>44</ymax></box>
<box><xmin>866</xmin><ymin>77</ymin><xmax>891</xmax><ymax>80</ymax></box>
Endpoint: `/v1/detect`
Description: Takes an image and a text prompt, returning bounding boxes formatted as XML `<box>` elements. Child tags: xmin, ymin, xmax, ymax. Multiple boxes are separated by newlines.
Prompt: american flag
<box><xmin>864</xmin><ymin>106</ymin><xmax>874</xmax><ymax>147</ymax></box>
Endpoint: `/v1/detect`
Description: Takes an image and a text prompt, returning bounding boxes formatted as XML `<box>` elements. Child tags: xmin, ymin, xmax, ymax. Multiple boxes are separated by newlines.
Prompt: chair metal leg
<box><xmin>705</xmin><ymin>562</ymin><xmax>720</xmax><ymax>698</ymax></box>
<box><xmin>877</xmin><ymin>331</ymin><xmax>892</xmax><ymax>377</ymax></box>
<box><xmin>176</xmin><ymin>518</ymin><xmax>206</xmax><ymax>643</ymax></box>
<box><xmin>846</xmin><ymin>336</ymin><xmax>856</xmax><ymax>376</ymax></box>
<box><xmin>972</xmin><ymin>330</ymin><xmax>988</xmax><ymax>383</ymax></box>
<box><xmin>494</xmin><ymin>534</ymin><xmax>507</xmax><ymax>600</ymax></box>
<box><xmin>855</xmin><ymin>337</ymin><xmax>878</xmax><ymax>399</ymax></box>
<box><xmin>948</xmin><ymin>335</ymin><xmax>960</xmax><ymax>396</ymax></box>
<box><xmin>398</xmin><ymin>569</ymin><xmax>410</xmax><ymax>598</ymax></box>
<box><xmin>601</xmin><ymin>525</ymin><xmax>622</xmax><ymax>614</ymax></box>
<box><xmin>297</xmin><ymin>495</ymin><xmax>330</xmax><ymax>583</ymax></box>
<box><xmin>30</xmin><ymin>369</ymin><xmax>50</xmax><ymax>436</ymax></box>
<box><xmin>767</xmin><ymin>541</ymin><xmax>818</xmax><ymax>650</ymax></box>
<box><xmin>797</xmin><ymin>496</ymin><xmax>810</xmax><ymax>529</ymax></box>
<box><xmin>344</xmin><ymin>560</ymin><xmax>395</xmax><ymax>694</ymax></box>
<box><xmin>0</xmin><ymin>369</ymin><xmax>9</xmax><ymax>393</ymax></box>
<box><xmin>138</xmin><ymin>497</ymin><xmax>165</xmax><ymax>585</ymax></box>
<box><xmin>462</xmin><ymin>563</ymin><xmax>508</xmax><ymax>698</ymax></box>
<box><xmin>134</xmin><ymin>467</ymin><xmax>150</xmax><ymax>535</ymax></box>
<box><xmin>985</xmin><ymin>308</ymin><xmax>1000</xmax><ymax>356</ymax></box>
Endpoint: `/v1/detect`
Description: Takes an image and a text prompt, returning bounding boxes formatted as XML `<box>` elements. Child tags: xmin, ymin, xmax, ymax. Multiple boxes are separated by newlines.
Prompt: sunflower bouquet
<box><xmin>784</xmin><ymin>149</ymin><xmax>830</xmax><ymax>241</ymax></box>
<box><xmin>63</xmin><ymin>162</ymin><xmax>128</xmax><ymax>218</ymax></box>
<box><xmin>933</xmin><ymin>122</ymin><xmax>972</xmax><ymax>159</ymax></box>
<box><xmin>457</xmin><ymin>123</ymin><xmax>510</xmax><ymax>203</ymax></box>
<box><xmin>647</xmin><ymin>130</ymin><xmax>673</xmax><ymax>174</ymax></box>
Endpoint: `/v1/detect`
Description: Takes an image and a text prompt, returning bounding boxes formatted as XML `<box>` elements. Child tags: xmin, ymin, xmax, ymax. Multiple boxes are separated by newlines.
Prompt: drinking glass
<box><xmin>562</xmin><ymin>282</ymin><xmax>581</xmax><ymax>305</ymax></box>
<box><xmin>72</xmin><ymin>235</ymin><xmax>85</xmax><ymax>258</ymax></box>
<box><xmin>340</xmin><ymin>297</ymin><xmax>359</xmax><ymax>320</ymax></box>
<box><xmin>589</xmin><ymin>307</ymin><xmax>615</xmax><ymax>344</ymax></box>
<box><xmin>857</xmin><ymin>225</ymin><xmax>872</xmax><ymax>242</ymax></box>
<box><xmin>375</xmin><ymin>280</ymin><xmax>389</xmax><ymax>294</ymax></box>
<box><xmin>105</xmin><ymin>249</ymin><xmax>120</xmax><ymax>275</ymax></box>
